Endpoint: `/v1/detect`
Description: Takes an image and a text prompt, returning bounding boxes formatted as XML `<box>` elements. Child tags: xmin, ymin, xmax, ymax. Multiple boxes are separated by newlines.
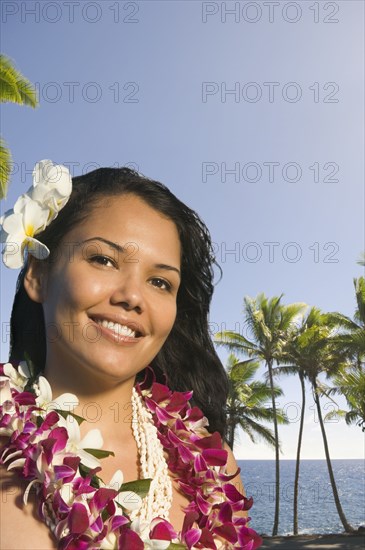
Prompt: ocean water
<box><xmin>238</xmin><ymin>459</ymin><xmax>365</xmax><ymax>536</ymax></box>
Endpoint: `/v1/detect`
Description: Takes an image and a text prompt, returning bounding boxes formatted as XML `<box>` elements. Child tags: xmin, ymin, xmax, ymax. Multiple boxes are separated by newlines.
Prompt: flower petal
<box><xmin>202</xmin><ymin>448</ymin><xmax>228</xmax><ymax>467</ymax></box>
<box><xmin>32</xmin><ymin>161</ymin><xmax>72</xmax><ymax>203</ymax></box>
<box><xmin>218</xmin><ymin>502</ymin><xmax>232</xmax><ymax>523</ymax></box>
<box><xmin>51</xmin><ymin>392</ymin><xmax>79</xmax><ymax>411</ymax></box>
<box><xmin>115</xmin><ymin>491</ymin><xmax>142</xmax><ymax>511</ymax></box>
<box><xmin>91</xmin><ymin>488</ymin><xmax>118</xmax><ymax>512</ymax></box>
<box><xmin>68</xmin><ymin>502</ymin><xmax>90</xmax><ymax>534</ymax></box>
<box><xmin>108</xmin><ymin>469</ymin><xmax>123</xmax><ymax>491</ymax></box>
<box><xmin>2</xmin><ymin>212</ymin><xmax>24</xmax><ymax>236</ymax></box>
<box><xmin>184</xmin><ymin>528</ymin><xmax>202</xmax><ymax>549</ymax></box>
<box><xmin>110</xmin><ymin>515</ymin><xmax>129</xmax><ymax>530</ymax></box>
<box><xmin>149</xmin><ymin>540</ymin><xmax>171</xmax><ymax>550</ymax></box>
<box><xmin>0</xmin><ymin>379</ymin><xmax>12</xmax><ymax>405</ymax></box>
<box><xmin>118</xmin><ymin>528</ymin><xmax>144</xmax><ymax>550</ymax></box>
<box><xmin>78</xmin><ymin>449</ymin><xmax>102</xmax><ymax>469</ymax></box>
<box><xmin>23</xmin><ymin>200</ymin><xmax>49</xmax><ymax>235</ymax></box>
<box><xmin>3</xmin><ymin>363</ymin><xmax>18</xmax><ymax>381</ymax></box>
<box><xmin>196</xmin><ymin>492</ymin><xmax>211</xmax><ymax>515</ymax></box>
<box><xmin>7</xmin><ymin>458</ymin><xmax>26</xmax><ymax>470</ymax></box>
<box><xmin>33</xmin><ymin>160</ymin><xmax>54</xmax><ymax>187</ymax></box>
<box><xmin>60</xmin><ymin>483</ymin><xmax>74</xmax><ymax>505</ymax></box>
<box><xmin>149</xmin><ymin>519</ymin><xmax>176</xmax><ymax>541</ymax></box>
<box><xmin>13</xmin><ymin>193</ymin><xmax>32</xmax><ymax>213</ymax></box>
<box><xmin>37</xmin><ymin>376</ymin><xmax>53</xmax><ymax>404</ymax></box>
<box><xmin>62</xmin><ymin>414</ymin><xmax>81</xmax><ymax>442</ymax></box>
<box><xmin>223</xmin><ymin>483</ymin><xmax>245</xmax><ymax>503</ymax></box>
<box><xmin>80</xmin><ymin>428</ymin><xmax>103</xmax><ymax>450</ymax></box>
<box><xmin>2</xmin><ymin>237</ymin><xmax>24</xmax><ymax>268</ymax></box>
<box><xmin>26</xmin><ymin>237</ymin><xmax>50</xmax><ymax>260</ymax></box>
<box><xmin>214</xmin><ymin>523</ymin><xmax>237</xmax><ymax>544</ymax></box>
<box><xmin>18</xmin><ymin>361</ymin><xmax>31</xmax><ymax>379</ymax></box>
<box><xmin>23</xmin><ymin>479</ymin><xmax>38</xmax><ymax>505</ymax></box>
<box><xmin>54</xmin><ymin>465</ymin><xmax>76</xmax><ymax>482</ymax></box>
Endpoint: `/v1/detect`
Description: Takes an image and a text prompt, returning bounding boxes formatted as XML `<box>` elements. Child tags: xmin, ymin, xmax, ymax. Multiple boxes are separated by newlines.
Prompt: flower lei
<box><xmin>0</xmin><ymin>362</ymin><xmax>262</xmax><ymax>550</ymax></box>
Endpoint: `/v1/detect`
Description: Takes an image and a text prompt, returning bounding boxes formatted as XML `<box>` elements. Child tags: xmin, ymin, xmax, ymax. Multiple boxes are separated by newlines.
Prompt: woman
<box><xmin>0</xmin><ymin>161</ymin><xmax>261</xmax><ymax>549</ymax></box>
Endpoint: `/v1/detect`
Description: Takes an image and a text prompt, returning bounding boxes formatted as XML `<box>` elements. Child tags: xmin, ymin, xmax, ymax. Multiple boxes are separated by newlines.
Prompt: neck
<box><xmin>43</xmin><ymin>356</ymin><xmax>138</xmax><ymax>440</ymax></box>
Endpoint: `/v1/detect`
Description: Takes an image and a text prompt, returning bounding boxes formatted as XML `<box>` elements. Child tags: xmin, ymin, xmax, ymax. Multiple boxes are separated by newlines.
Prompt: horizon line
<box><xmin>236</xmin><ymin>456</ymin><xmax>365</xmax><ymax>462</ymax></box>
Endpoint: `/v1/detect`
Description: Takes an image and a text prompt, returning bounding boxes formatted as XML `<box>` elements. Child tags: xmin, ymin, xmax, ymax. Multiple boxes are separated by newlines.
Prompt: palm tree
<box><xmin>325</xmin><ymin>364</ymin><xmax>365</xmax><ymax>431</ymax></box>
<box><xmin>272</xmin><ymin>307</ymin><xmax>334</xmax><ymax>534</ymax></box>
<box><xmin>225</xmin><ymin>353</ymin><xmax>288</xmax><ymax>449</ymax></box>
<box><xmin>215</xmin><ymin>293</ymin><xmax>306</xmax><ymax>535</ymax></box>
<box><xmin>324</xmin><ymin>277</ymin><xmax>365</xmax><ymax>432</ymax></box>
<box><xmin>0</xmin><ymin>53</ymin><xmax>38</xmax><ymax>199</ymax></box>
<box><xmin>329</xmin><ymin>277</ymin><xmax>365</xmax><ymax>369</ymax></box>
<box><xmin>280</xmin><ymin>310</ymin><xmax>354</xmax><ymax>533</ymax></box>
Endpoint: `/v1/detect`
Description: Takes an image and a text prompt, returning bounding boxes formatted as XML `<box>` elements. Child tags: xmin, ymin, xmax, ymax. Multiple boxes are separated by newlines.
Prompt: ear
<box><xmin>23</xmin><ymin>257</ymin><xmax>48</xmax><ymax>304</ymax></box>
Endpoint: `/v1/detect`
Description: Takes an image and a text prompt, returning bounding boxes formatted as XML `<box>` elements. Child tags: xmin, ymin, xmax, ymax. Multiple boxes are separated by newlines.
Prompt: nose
<box><xmin>110</xmin><ymin>273</ymin><xmax>145</xmax><ymax>314</ymax></box>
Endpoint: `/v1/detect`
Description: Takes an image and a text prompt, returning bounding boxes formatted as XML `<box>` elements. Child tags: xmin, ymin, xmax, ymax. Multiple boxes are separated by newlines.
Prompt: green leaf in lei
<box><xmin>83</xmin><ymin>448</ymin><xmax>115</xmax><ymax>459</ymax></box>
<box><xmin>119</xmin><ymin>479</ymin><xmax>152</xmax><ymax>499</ymax></box>
<box><xmin>57</xmin><ymin>409</ymin><xmax>85</xmax><ymax>425</ymax></box>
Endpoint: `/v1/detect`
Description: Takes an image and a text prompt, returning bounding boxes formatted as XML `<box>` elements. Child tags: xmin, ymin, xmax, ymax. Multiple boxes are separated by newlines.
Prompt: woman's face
<box><xmin>36</xmin><ymin>194</ymin><xmax>181</xmax><ymax>388</ymax></box>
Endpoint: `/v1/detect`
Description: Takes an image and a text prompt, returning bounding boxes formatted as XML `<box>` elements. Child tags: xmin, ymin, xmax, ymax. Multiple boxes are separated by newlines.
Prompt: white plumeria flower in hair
<box><xmin>0</xmin><ymin>195</ymin><xmax>50</xmax><ymax>268</ymax></box>
<box><xmin>0</xmin><ymin>159</ymin><xmax>72</xmax><ymax>269</ymax></box>
<box><xmin>31</xmin><ymin>160</ymin><xmax>72</xmax><ymax>221</ymax></box>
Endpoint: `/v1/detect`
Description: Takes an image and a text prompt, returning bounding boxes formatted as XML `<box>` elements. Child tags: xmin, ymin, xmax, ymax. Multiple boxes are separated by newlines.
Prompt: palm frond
<box><xmin>0</xmin><ymin>54</ymin><xmax>38</xmax><ymax>107</ymax></box>
<box><xmin>245</xmin><ymin>381</ymin><xmax>283</xmax><ymax>400</ymax></box>
<box><xmin>280</xmin><ymin>303</ymin><xmax>307</xmax><ymax>330</ymax></box>
<box><xmin>345</xmin><ymin>410</ymin><xmax>363</xmax><ymax>427</ymax></box>
<box><xmin>215</xmin><ymin>331</ymin><xmax>258</xmax><ymax>354</ymax></box>
<box><xmin>354</xmin><ymin>277</ymin><xmax>365</xmax><ymax>326</ymax></box>
<box><xmin>230</xmin><ymin>359</ymin><xmax>261</xmax><ymax>383</ymax></box>
<box><xmin>332</xmin><ymin>331</ymin><xmax>365</xmax><ymax>357</ymax></box>
<box><xmin>324</xmin><ymin>409</ymin><xmax>347</xmax><ymax>422</ymax></box>
<box><xmin>0</xmin><ymin>137</ymin><xmax>12</xmax><ymax>200</ymax></box>
<box><xmin>238</xmin><ymin>417</ymin><xmax>277</xmax><ymax>448</ymax></box>
<box><xmin>327</xmin><ymin>312</ymin><xmax>360</xmax><ymax>332</ymax></box>
<box><xmin>242</xmin><ymin>406</ymin><xmax>288</xmax><ymax>424</ymax></box>
<box><xmin>271</xmin><ymin>365</ymin><xmax>299</xmax><ymax>377</ymax></box>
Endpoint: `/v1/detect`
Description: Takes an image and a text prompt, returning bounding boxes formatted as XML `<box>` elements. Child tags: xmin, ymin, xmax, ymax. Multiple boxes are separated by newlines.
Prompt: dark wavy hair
<box><xmin>9</xmin><ymin>167</ymin><xmax>228</xmax><ymax>436</ymax></box>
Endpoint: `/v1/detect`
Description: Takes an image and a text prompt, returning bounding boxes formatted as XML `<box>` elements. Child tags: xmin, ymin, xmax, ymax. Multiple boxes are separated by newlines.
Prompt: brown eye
<box><xmin>150</xmin><ymin>278</ymin><xmax>172</xmax><ymax>292</ymax></box>
<box><xmin>89</xmin><ymin>255</ymin><xmax>117</xmax><ymax>268</ymax></box>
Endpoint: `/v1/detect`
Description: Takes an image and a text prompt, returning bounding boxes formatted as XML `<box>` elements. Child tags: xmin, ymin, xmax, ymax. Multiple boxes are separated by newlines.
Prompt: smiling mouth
<box><xmin>89</xmin><ymin>318</ymin><xmax>144</xmax><ymax>339</ymax></box>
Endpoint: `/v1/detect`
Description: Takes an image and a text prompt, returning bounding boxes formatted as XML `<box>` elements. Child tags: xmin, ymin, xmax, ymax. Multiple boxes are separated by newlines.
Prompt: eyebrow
<box><xmin>82</xmin><ymin>236</ymin><xmax>181</xmax><ymax>278</ymax></box>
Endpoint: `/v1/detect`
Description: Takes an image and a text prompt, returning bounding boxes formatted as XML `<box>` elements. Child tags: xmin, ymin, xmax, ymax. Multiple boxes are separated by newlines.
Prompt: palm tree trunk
<box><xmin>313</xmin><ymin>380</ymin><xmax>354</xmax><ymax>533</ymax></box>
<box><xmin>227</xmin><ymin>412</ymin><xmax>235</xmax><ymax>449</ymax></box>
<box><xmin>293</xmin><ymin>373</ymin><xmax>305</xmax><ymax>534</ymax></box>
<box><xmin>267</xmin><ymin>360</ymin><xmax>280</xmax><ymax>536</ymax></box>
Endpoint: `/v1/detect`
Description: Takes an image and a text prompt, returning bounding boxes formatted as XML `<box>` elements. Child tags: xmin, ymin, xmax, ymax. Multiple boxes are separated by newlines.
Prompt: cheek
<box><xmin>74</xmin><ymin>278</ymin><xmax>107</xmax><ymax>302</ymax></box>
<box><xmin>157</xmin><ymin>301</ymin><xmax>177</xmax><ymax>339</ymax></box>
<box><xmin>44</xmin><ymin>269</ymin><xmax>103</xmax><ymax>318</ymax></box>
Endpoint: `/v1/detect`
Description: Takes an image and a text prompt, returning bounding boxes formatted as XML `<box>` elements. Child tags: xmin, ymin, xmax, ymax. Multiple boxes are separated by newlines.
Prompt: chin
<box><xmin>85</xmin><ymin>354</ymin><xmax>142</xmax><ymax>381</ymax></box>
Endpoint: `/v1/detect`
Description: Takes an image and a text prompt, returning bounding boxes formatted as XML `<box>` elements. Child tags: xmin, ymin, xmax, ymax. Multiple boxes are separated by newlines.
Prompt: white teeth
<box><xmin>97</xmin><ymin>320</ymin><xmax>136</xmax><ymax>337</ymax></box>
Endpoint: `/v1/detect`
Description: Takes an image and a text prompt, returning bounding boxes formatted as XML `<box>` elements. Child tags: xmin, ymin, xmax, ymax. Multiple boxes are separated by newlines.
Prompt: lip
<box><xmin>88</xmin><ymin>314</ymin><xmax>146</xmax><ymax>344</ymax></box>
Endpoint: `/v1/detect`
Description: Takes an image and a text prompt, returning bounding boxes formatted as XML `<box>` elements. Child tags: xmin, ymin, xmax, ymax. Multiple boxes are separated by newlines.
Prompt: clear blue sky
<box><xmin>1</xmin><ymin>1</ymin><xmax>364</xmax><ymax>459</ymax></box>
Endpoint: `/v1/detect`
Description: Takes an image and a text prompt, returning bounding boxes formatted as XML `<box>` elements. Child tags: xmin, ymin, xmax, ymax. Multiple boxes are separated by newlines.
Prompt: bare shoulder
<box><xmin>223</xmin><ymin>442</ymin><xmax>240</xmax><ymax>474</ymax></box>
<box><xmin>223</xmin><ymin>442</ymin><xmax>244</xmax><ymax>491</ymax></box>
<box><xmin>0</xmin><ymin>467</ymin><xmax>56</xmax><ymax>550</ymax></box>
<box><xmin>223</xmin><ymin>442</ymin><xmax>249</xmax><ymax>518</ymax></box>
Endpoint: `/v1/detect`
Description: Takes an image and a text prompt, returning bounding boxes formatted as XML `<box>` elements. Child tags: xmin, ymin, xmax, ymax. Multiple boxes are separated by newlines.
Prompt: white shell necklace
<box><xmin>130</xmin><ymin>387</ymin><xmax>173</xmax><ymax>524</ymax></box>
